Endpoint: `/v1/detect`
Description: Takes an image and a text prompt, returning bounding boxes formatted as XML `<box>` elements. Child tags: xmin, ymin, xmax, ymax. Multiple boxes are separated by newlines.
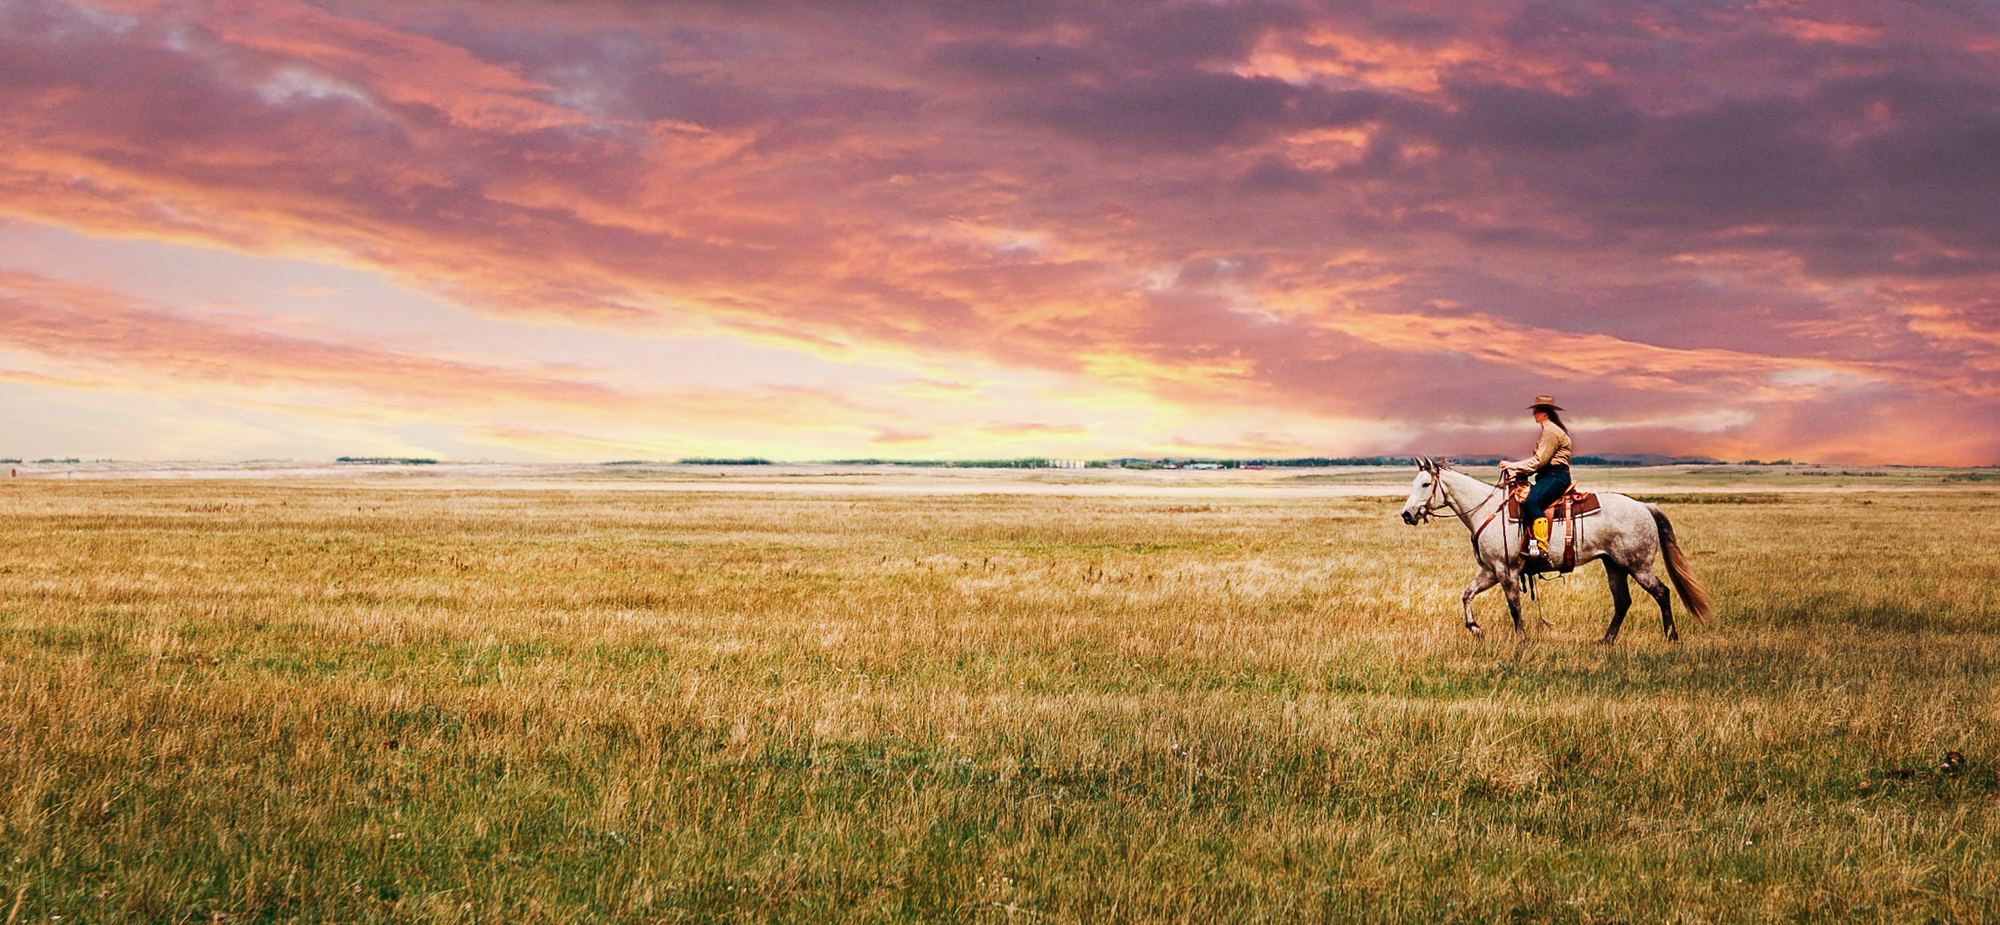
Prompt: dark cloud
<box><xmin>924</xmin><ymin>39</ymin><xmax>1105</xmax><ymax>88</ymax></box>
<box><xmin>1368</xmin><ymin>10</ymin><xmax>1463</xmax><ymax>46</ymax></box>
<box><xmin>927</xmin><ymin>0</ymin><xmax>1066</xmax><ymax>33</ymax></box>
<box><xmin>1438</xmin><ymin>81</ymin><xmax>1642</xmax><ymax>153</ymax></box>
<box><xmin>1599</xmin><ymin>98</ymin><xmax>1848</xmax><ymax>224</ymax></box>
<box><xmin>1495</xmin><ymin>0</ymin><xmax>1664</xmax><ymax>53</ymax></box>
<box><xmin>1108</xmin><ymin>2</ymin><xmax>1306</xmax><ymax>67</ymax></box>
<box><xmin>1017</xmin><ymin>73</ymin><xmax>1411</xmax><ymax>155</ymax></box>
<box><xmin>1234</xmin><ymin>154</ymin><xmax>1326</xmax><ymax>194</ymax></box>
<box><xmin>1026</xmin><ymin>71</ymin><xmax>1308</xmax><ymax>153</ymax></box>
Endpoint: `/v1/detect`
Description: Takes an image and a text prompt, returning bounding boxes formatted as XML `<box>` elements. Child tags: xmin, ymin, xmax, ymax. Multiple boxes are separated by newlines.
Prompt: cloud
<box><xmin>3</xmin><ymin>0</ymin><xmax>2000</xmax><ymax>462</ymax></box>
<box><xmin>0</xmin><ymin>269</ymin><xmax>640</xmax><ymax>410</ymax></box>
<box><xmin>0</xmin><ymin>269</ymin><xmax>928</xmax><ymax>447</ymax></box>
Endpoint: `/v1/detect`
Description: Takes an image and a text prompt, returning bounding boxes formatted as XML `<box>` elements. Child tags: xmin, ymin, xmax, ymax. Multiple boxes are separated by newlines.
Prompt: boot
<box><xmin>1524</xmin><ymin>518</ymin><xmax>1549</xmax><ymax>558</ymax></box>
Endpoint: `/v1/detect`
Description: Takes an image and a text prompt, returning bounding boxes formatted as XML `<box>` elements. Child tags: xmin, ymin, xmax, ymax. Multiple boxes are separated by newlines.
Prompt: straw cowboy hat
<box><xmin>1528</xmin><ymin>395</ymin><xmax>1564</xmax><ymax>410</ymax></box>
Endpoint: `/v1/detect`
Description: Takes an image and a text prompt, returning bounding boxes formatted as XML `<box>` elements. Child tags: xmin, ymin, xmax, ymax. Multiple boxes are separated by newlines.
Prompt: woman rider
<box><xmin>1499</xmin><ymin>395</ymin><xmax>1572</xmax><ymax>558</ymax></box>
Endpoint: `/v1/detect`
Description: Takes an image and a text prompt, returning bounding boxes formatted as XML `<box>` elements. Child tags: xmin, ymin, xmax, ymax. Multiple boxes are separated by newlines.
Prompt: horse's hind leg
<box><xmin>1601</xmin><ymin>561</ymin><xmax>1632</xmax><ymax>645</ymax></box>
<box><xmin>1632</xmin><ymin>565</ymin><xmax>1678</xmax><ymax>642</ymax></box>
<box><xmin>1461</xmin><ymin>570</ymin><xmax>1501</xmax><ymax>638</ymax></box>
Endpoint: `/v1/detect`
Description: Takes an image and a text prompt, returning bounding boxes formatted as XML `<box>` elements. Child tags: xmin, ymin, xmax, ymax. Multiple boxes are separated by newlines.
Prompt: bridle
<box><xmin>1410</xmin><ymin>468</ymin><xmax>1455</xmax><ymax>524</ymax></box>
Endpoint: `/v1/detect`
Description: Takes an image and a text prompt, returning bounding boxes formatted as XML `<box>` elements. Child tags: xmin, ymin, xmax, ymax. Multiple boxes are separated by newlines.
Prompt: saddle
<box><xmin>1505</xmin><ymin>483</ymin><xmax>1600</xmax><ymax>573</ymax></box>
<box><xmin>1504</xmin><ymin>485</ymin><xmax>1601</xmax><ymax>523</ymax></box>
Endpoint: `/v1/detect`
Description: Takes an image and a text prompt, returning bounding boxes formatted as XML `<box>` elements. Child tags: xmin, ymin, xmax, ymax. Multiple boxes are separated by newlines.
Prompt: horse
<box><xmin>1398</xmin><ymin>457</ymin><xmax>1712</xmax><ymax>643</ymax></box>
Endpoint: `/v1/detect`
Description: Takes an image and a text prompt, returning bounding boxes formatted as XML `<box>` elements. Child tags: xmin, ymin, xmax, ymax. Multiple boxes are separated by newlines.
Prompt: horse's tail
<box><xmin>1649</xmin><ymin>505</ymin><xmax>1713</xmax><ymax>627</ymax></box>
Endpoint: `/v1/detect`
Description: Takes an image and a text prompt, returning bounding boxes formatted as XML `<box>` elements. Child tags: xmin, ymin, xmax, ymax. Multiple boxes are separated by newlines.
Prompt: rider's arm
<box><xmin>1504</xmin><ymin>425</ymin><xmax>1560</xmax><ymax>476</ymax></box>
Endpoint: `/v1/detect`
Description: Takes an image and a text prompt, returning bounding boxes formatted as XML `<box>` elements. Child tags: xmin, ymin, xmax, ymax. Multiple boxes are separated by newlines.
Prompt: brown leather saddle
<box><xmin>1505</xmin><ymin>485</ymin><xmax>1601</xmax><ymax>523</ymax></box>
<box><xmin>1504</xmin><ymin>483</ymin><xmax>1601</xmax><ymax>572</ymax></box>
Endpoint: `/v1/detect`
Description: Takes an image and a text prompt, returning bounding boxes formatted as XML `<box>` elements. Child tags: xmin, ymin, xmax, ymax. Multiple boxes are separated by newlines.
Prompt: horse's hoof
<box><xmin>1465</xmin><ymin>623</ymin><xmax>1484</xmax><ymax>638</ymax></box>
<box><xmin>1597</xmin><ymin>635</ymin><xmax>1618</xmax><ymax>646</ymax></box>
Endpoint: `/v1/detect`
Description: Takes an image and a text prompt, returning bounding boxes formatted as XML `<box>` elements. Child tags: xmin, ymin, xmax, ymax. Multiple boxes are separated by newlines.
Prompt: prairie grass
<box><xmin>1</xmin><ymin>479</ymin><xmax>1997</xmax><ymax>923</ymax></box>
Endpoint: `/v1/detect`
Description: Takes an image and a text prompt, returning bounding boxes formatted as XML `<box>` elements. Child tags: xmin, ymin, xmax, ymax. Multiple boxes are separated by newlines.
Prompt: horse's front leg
<box><xmin>1460</xmin><ymin>569</ymin><xmax>1501</xmax><ymax>638</ymax></box>
<box><xmin>1500</xmin><ymin>572</ymin><xmax>1527</xmax><ymax>639</ymax></box>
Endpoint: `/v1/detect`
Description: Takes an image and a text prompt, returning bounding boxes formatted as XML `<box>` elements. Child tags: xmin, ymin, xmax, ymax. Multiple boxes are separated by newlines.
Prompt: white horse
<box><xmin>1399</xmin><ymin>457</ymin><xmax>1712</xmax><ymax>643</ymax></box>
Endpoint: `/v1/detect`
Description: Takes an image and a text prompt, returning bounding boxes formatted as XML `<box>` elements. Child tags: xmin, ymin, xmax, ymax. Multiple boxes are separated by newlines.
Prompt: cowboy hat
<box><xmin>1527</xmin><ymin>394</ymin><xmax>1564</xmax><ymax>410</ymax></box>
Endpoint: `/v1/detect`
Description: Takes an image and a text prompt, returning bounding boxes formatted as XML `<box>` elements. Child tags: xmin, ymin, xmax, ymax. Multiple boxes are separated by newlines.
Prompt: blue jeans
<box><xmin>1524</xmin><ymin>467</ymin><xmax>1572</xmax><ymax>534</ymax></box>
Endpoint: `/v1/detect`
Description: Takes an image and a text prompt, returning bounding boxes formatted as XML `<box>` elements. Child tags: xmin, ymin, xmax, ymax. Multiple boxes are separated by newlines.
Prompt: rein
<box><xmin>1426</xmin><ymin>468</ymin><xmax>1507</xmax><ymax>544</ymax></box>
<box><xmin>1470</xmin><ymin>476</ymin><xmax>1516</xmax><ymax>545</ymax></box>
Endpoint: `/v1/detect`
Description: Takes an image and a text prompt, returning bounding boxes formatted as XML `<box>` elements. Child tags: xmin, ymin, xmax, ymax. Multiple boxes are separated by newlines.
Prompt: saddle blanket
<box><xmin>1505</xmin><ymin>487</ymin><xmax>1601</xmax><ymax>523</ymax></box>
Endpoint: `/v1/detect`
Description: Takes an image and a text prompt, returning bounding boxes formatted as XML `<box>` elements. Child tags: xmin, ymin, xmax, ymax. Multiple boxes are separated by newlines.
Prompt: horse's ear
<box><xmin>1415</xmin><ymin>455</ymin><xmax>1434</xmax><ymax>473</ymax></box>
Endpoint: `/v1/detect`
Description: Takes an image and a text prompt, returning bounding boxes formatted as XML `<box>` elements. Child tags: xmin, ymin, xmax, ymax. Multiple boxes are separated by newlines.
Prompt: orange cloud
<box><xmin>0</xmin><ymin>270</ymin><xmax>921</xmax><ymax>445</ymax></box>
<box><xmin>0</xmin><ymin>270</ymin><xmax>638</xmax><ymax>409</ymax></box>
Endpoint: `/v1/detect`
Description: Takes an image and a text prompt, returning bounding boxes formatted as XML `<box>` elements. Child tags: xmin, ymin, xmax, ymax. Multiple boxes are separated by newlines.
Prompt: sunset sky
<box><xmin>3</xmin><ymin>0</ymin><xmax>1998</xmax><ymax>465</ymax></box>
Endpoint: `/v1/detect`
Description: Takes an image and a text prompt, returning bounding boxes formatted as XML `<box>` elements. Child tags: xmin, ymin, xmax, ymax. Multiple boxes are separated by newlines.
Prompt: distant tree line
<box><xmin>598</xmin><ymin>458</ymin><xmax>775</xmax><ymax>465</ymax></box>
<box><xmin>335</xmin><ymin>457</ymin><xmax>437</xmax><ymax>465</ymax></box>
<box><xmin>824</xmin><ymin>459</ymin><xmax>951</xmax><ymax>467</ymax></box>
<box><xmin>1242</xmin><ymin>457</ymin><xmax>1413</xmax><ymax>467</ymax></box>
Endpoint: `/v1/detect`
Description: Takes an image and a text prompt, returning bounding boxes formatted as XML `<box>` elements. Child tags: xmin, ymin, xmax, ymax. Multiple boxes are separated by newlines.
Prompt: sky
<box><xmin>3</xmin><ymin>0</ymin><xmax>1999</xmax><ymax>465</ymax></box>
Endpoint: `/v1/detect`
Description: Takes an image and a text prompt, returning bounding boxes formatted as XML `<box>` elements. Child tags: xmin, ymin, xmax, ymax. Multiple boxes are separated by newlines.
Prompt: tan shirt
<box><xmin>1507</xmin><ymin>420</ymin><xmax>1572</xmax><ymax>475</ymax></box>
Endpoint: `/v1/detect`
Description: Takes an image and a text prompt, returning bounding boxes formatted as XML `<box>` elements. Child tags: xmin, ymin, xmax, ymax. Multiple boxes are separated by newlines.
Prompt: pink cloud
<box><xmin>3</xmin><ymin>0</ymin><xmax>1999</xmax><ymax>462</ymax></box>
<box><xmin>0</xmin><ymin>269</ymin><xmax>639</xmax><ymax>409</ymax></box>
<box><xmin>0</xmin><ymin>270</ymin><xmax>910</xmax><ymax>437</ymax></box>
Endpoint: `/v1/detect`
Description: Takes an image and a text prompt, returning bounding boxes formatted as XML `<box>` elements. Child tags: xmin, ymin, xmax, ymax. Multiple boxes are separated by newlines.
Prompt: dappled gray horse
<box><xmin>1399</xmin><ymin>457</ymin><xmax>1712</xmax><ymax>642</ymax></box>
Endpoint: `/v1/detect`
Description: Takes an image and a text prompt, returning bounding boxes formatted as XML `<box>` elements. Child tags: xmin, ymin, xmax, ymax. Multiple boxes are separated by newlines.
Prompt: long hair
<box><xmin>1544</xmin><ymin>408</ymin><xmax>1569</xmax><ymax>433</ymax></box>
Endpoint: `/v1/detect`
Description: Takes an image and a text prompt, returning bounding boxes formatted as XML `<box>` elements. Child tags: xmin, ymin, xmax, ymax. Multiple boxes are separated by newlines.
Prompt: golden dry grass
<box><xmin>1</xmin><ymin>476</ymin><xmax>1996</xmax><ymax>923</ymax></box>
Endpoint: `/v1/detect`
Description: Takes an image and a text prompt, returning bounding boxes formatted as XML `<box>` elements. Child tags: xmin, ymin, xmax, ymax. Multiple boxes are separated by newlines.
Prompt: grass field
<box><xmin>2</xmin><ymin>472</ymin><xmax>1997</xmax><ymax>923</ymax></box>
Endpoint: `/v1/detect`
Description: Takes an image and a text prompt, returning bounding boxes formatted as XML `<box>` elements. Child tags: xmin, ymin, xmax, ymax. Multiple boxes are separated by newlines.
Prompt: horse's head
<box><xmin>1401</xmin><ymin>456</ymin><xmax>1446</xmax><ymax>525</ymax></box>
